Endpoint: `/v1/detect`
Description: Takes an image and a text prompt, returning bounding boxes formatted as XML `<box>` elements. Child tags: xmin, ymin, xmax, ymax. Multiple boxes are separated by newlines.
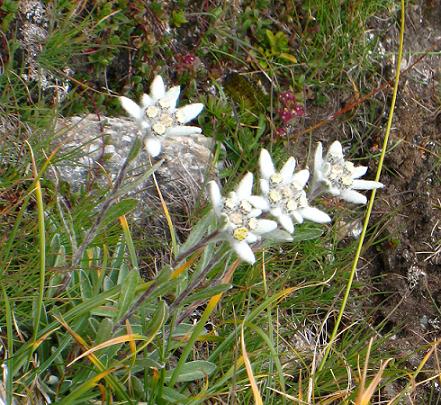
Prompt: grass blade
<box><xmin>26</xmin><ymin>141</ymin><xmax>47</xmax><ymax>349</ymax></box>
<box><xmin>241</xmin><ymin>323</ymin><xmax>263</xmax><ymax>405</ymax></box>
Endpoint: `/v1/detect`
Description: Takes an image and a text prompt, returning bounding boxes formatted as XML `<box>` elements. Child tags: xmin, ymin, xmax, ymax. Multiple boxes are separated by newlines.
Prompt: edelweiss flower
<box><xmin>119</xmin><ymin>75</ymin><xmax>204</xmax><ymax>157</ymax></box>
<box><xmin>313</xmin><ymin>141</ymin><xmax>384</xmax><ymax>204</ymax></box>
<box><xmin>259</xmin><ymin>149</ymin><xmax>331</xmax><ymax>233</ymax></box>
<box><xmin>208</xmin><ymin>173</ymin><xmax>278</xmax><ymax>264</ymax></box>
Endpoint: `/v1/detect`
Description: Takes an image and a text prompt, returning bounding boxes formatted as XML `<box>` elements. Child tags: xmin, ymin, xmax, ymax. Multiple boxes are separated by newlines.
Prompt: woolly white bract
<box><xmin>259</xmin><ymin>149</ymin><xmax>331</xmax><ymax>233</ymax></box>
<box><xmin>120</xmin><ymin>75</ymin><xmax>204</xmax><ymax>157</ymax></box>
<box><xmin>208</xmin><ymin>173</ymin><xmax>277</xmax><ymax>264</ymax></box>
<box><xmin>313</xmin><ymin>141</ymin><xmax>384</xmax><ymax>204</ymax></box>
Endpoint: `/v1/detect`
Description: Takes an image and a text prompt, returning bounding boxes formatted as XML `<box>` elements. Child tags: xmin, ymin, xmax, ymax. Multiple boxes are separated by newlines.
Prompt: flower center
<box><xmin>281</xmin><ymin>186</ymin><xmax>293</xmax><ymax>199</ymax></box>
<box><xmin>224</xmin><ymin>198</ymin><xmax>236</xmax><ymax>210</ymax></box>
<box><xmin>270</xmin><ymin>173</ymin><xmax>283</xmax><ymax>184</ymax></box>
<box><xmin>152</xmin><ymin>122</ymin><xmax>166</xmax><ymax>135</ymax></box>
<box><xmin>230</xmin><ymin>212</ymin><xmax>243</xmax><ymax>225</ymax></box>
<box><xmin>145</xmin><ymin>103</ymin><xmax>178</xmax><ymax>136</ymax></box>
<box><xmin>248</xmin><ymin>217</ymin><xmax>258</xmax><ymax>230</ymax></box>
<box><xmin>222</xmin><ymin>197</ymin><xmax>259</xmax><ymax>241</ymax></box>
<box><xmin>240</xmin><ymin>200</ymin><xmax>252</xmax><ymax>213</ymax></box>
<box><xmin>269</xmin><ymin>190</ymin><xmax>282</xmax><ymax>203</ymax></box>
<box><xmin>285</xmin><ymin>191</ymin><xmax>308</xmax><ymax>213</ymax></box>
<box><xmin>326</xmin><ymin>159</ymin><xmax>354</xmax><ymax>189</ymax></box>
<box><xmin>146</xmin><ymin>106</ymin><xmax>160</xmax><ymax>118</ymax></box>
<box><xmin>266</xmin><ymin>176</ymin><xmax>308</xmax><ymax>215</ymax></box>
<box><xmin>233</xmin><ymin>227</ymin><xmax>249</xmax><ymax>241</ymax></box>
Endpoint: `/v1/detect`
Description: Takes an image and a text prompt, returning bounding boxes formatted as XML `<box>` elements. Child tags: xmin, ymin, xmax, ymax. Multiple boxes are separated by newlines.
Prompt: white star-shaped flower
<box><xmin>259</xmin><ymin>149</ymin><xmax>331</xmax><ymax>233</ymax></box>
<box><xmin>313</xmin><ymin>141</ymin><xmax>384</xmax><ymax>204</ymax></box>
<box><xmin>208</xmin><ymin>172</ymin><xmax>278</xmax><ymax>264</ymax></box>
<box><xmin>119</xmin><ymin>75</ymin><xmax>204</xmax><ymax>157</ymax></box>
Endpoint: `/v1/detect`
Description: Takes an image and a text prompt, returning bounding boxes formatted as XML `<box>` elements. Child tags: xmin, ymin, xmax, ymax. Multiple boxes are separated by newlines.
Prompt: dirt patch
<box><xmin>373</xmin><ymin>98</ymin><xmax>441</xmax><ymax>338</ymax></box>
<box><xmin>359</xmin><ymin>1</ymin><xmax>441</xmax><ymax>400</ymax></box>
<box><xmin>370</xmin><ymin>2</ymin><xmax>441</xmax><ymax>338</ymax></box>
<box><xmin>286</xmin><ymin>1</ymin><xmax>441</xmax><ymax>399</ymax></box>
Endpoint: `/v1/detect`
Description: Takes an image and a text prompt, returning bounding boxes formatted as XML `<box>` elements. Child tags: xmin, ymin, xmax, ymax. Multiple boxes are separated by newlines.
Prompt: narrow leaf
<box><xmin>101</xmin><ymin>199</ymin><xmax>138</xmax><ymax>229</ymax></box>
<box><xmin>117</xmin><ymin>270</ymin><xmax>140</xmax><ymax>320</ymax></box>
<box><xmin>166</xmin><ymin>360</ymin><xmax>216</xmax><ymax>383</ymax></box>
<box><xmin>161</xmin><ymin>386</ymin><xmax>189</xmax><ymax>403</ymax></box>
<box><xmin>178</xmin><ymin>212</ymin><xmax>215</xmax><ymax>253</ymax></box>
<box><xmin>181</xmin><ymin>284</ymin><xmax>232</xmax><ymax>306</ymax></box>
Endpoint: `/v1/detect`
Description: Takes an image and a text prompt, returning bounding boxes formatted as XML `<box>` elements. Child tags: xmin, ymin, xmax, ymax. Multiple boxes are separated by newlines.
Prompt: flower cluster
<box><xmin>120</xmin><ymin>76</ymin><xmax>384</xmax><ymax>265</ymax></box>
<box><xmin>209</xmin><ymin>141</ymin><xmax>383</xmax><ymax>264</ymax></box>
<box><xmin>276</xmin><ymin>90</ymin><xmax>305</xmax><ymax>137</ymax></box>
<box><xmin>312</xmin><ymin>141</ymin><xmax>384</xmax><ymax>204</ymax></box>
<box><xmin>259</xmin><ymin>149</ymin><xmax>330</xmax><ymax>233</ymax></box>
<box><xmin>120</xmin><ymin>75</ymin><xmax>204</xmax><ymax>157</ymax></box>
<box><xmin>175</xmin><ymin>53</ymin><xmax>201</xmax><ymax>75</ymax></box>
<box><xmin>209</xmin><ymin>173</ymin><xmax>277</xmax><ymax>264</ymax></box>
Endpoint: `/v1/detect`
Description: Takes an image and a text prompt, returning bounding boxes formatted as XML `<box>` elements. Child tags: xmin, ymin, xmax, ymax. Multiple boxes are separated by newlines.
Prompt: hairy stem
<box><xmin>172</xmin><ymin>229</ymin><xmax>220</xmax><ymax>266</ymax></box>
<box><xmin>170</xmin><ymin>250</ymin><xmax>225</xmax><ymax>312</ymax></box>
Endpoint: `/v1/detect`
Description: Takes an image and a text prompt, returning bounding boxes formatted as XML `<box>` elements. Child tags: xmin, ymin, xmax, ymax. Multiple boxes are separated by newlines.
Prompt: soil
<box><xmin>369</xmin><ymin>0</ymin><xmax>441</xmax><ymax>355</ymax></box>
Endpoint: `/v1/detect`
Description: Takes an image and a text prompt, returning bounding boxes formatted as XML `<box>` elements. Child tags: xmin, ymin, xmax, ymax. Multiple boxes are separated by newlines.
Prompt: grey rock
<box><xmin>17</xmin><ymin>0</ymin><xmax>71</xmax><ymax>102</ymax></box>
<box><xmin>54</xmin><ymin>114</ymin><xmax>215</xmax><ymax>224</ymax></box>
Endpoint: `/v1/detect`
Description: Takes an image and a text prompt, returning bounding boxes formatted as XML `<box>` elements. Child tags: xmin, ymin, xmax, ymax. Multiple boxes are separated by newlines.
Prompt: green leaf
<box><xmin>130</xmin><ymin>375</ymin><xmax>145</xmax><ymax>397</ymax></box>
<box><xmin>211</xmin><ymin>6</ymin><xmax>223</xmax><ymax>19</ymax></box>
<box><xmin>264</xmin><ymin>229</ymin><xmax>293</xmax><ymax>242</ymax></box>
<box><xmin>292</xmin><ymin>226</ymin><xmax>324</xmax><ymax>242</ymax></box>
<box><xmin>47</xmin><ymin>242</ymin><xmax>66</xmax><ymax>298</ymax></box>
<box><xmin>126</xmin><ymin>137</ymin><xmax>142</xmax><ymax>162</ymax></box>
<box><xmin>95</xmin><ymin>318</ymin><xmax>114</xmax><ymax>344</ymax></box>
<box><xmin>48</xmin><ymin>234</ymin><xmax>61</xmax><ymax>268</ymax></box>
<box><xmin>279</xmin><ymin>52</ymin><xmax>298</xmax><ymax>63</ymax></box>
<box><xmin>116</xmin><ymin>262</ymin><xmax>130</xmax><ymax>285</ymax></box>
<box><xmin>181</xmin><ymin>284</ymin><xmax>232</xmax><ymax>306</ymax></box>
<box><xmin>101</xmin><ymin>199</ymin><xmax>137</xmax><ymax>228</ymax></box>
<box><xmin>111</xmin><ymin>237</ymin><xmax>125</xmax><ymax>268</ymax></box>
<box><xmin>113</xmin><ymin>161</ymin><xmax>162</xmax><ymax>201</ymax></box>
<box><xmin>166</xmin><ymin>360</ymin><xmax>216</xmax><ymax>383</ymax></box>
<box><xmin>171</xmin><ymin>323</ymin><xmax>194</xmax><ymax>338</ymax></box>
<box><xmin>144</xmin><ymin>300</ymin><xmax>168</xmax><ymax>337</ymax></box>
<box><xmin>103</xmin><ymin>275</ymin><xmax>114</xmax><ymax>291</ymax></box>
<box><xmin>79</xmin><ymin>270</ymin><xmax>93</xmax><ymax>300</ymax></box>
<box><xmin>255</xmin><ymin>114</ymin><xmax>267</xmax><ymax>140</ymax></box>
<box><xmin>265</xmin><ymin>29</ymin><xmax>276</xmax><ymax>49</ymax></box>
<box><xmin>116</xmin><ymin>270</ymin><xmax>140</xmax><ymax>320</ymax></box>
<box><xmin>274</xmin><ymin>31</ymin><xmax>289</xmax><ymax>50</ymax></box>
<box><xmin>178</xmin><ymin>212</ymin><xmax>216</xmax><ymax>255</ymax></box>
<box><xmin>161</xmin><ymin>386</ymin><xmax>189</xmax><ymax>403</ymax></box>
<box><xmin>132</xmin><ymin>357</ymin><xmax>163</xmax><ymax>373</ymax></box>
<box><xmin>171</xmin><ymin>10</ymin><xmax>188</xmax><ymax>27</ymax></box>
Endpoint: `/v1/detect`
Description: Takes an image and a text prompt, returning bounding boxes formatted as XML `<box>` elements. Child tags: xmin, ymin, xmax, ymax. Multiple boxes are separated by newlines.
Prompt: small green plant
<box><xmin>259</xmin><ymin>29</ymin><xmax>298</xmax><ymax>65</ymax></box>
